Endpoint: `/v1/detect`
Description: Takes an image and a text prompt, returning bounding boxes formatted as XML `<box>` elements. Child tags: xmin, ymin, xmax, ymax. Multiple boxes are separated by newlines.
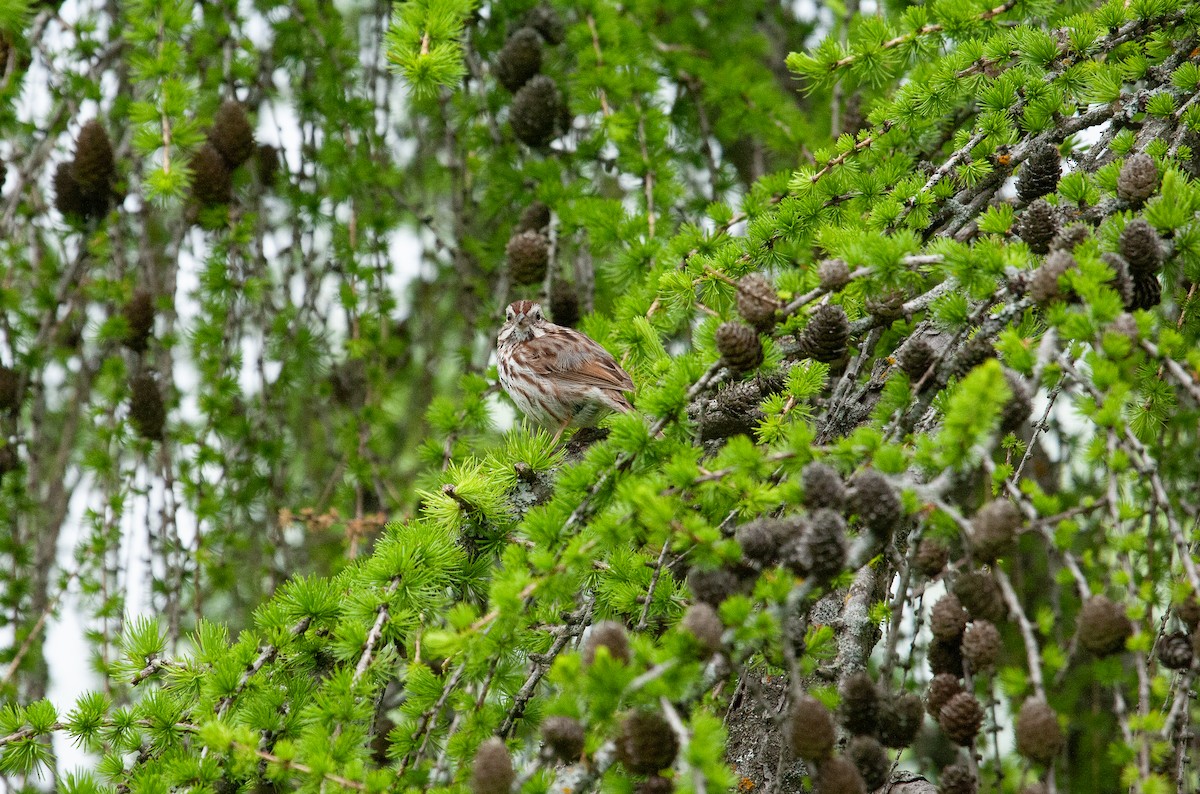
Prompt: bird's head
<box><xmin>500</xmin><ymin>300</ymin><xmax>546</xmax><ymax>343</ymax></box>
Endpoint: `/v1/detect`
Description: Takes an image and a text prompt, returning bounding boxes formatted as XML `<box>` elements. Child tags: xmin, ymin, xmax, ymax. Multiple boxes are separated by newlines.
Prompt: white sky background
<box><xmin>22</xmin><ymin>0</ymin><xmax>1107</xmax><ymax>784</ymax></box>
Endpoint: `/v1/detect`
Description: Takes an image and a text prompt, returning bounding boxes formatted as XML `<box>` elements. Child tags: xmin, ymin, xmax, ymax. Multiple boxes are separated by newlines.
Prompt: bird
<box><xmin>496</xmin><ymin>300</ymin><xmax>634</xmax><ymax>445</ymax></box>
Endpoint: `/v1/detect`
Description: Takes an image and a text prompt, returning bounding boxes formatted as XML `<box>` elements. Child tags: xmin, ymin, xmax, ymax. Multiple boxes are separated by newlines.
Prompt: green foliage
<box><xmin>3</xmin><ymin>0</ymin><xmax>1200</xmax><ymax>792</ymax></box>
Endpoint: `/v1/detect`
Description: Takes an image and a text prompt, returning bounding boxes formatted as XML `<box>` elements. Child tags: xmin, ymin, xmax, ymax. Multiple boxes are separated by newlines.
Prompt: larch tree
<box><xmin>2</xmin><ymin>0</ymin><xmax>1200</xmax><ymax>793</ymax></box>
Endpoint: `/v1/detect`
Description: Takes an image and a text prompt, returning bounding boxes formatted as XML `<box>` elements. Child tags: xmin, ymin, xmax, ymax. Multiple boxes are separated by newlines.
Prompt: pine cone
<box><xmin>897</xmin><ymin>337</ymin><xmax>935</xmax><ymax>383</ymax></box>
<box><xmin>839</xmin><ymin>671</ymin><xmax>880</xmax><ymax>736</ymax></box>
<box><xmin>818</xmin><ymin>258</ymin><xmax>852</xmax><ymax>291</ymax></box>
<box><xmin>495</xmin><ymin>27</ymin><xmax>543</xmax><ymax>93</ymax></box>
<box><xmin>1117</xmin><ymin>152</ymin><xmax>1158</xmax><ymax>205</ymax></box>
<box><xmin>582</xmin><ymin>621</ymin><xmax>629</xmax><ymax>666</ymax></box>
<box><xmin>510</xmin><ymin>74</ymin><xmax>563</xmax><ymax>147</ymax></box>
<box><xmin>615</xmin><ymin>711</ymin><xmax>678</xmax><ymax>775</ymax></box>
<box><xmin>1015</xmin><ymin>199</ymin><xmax>1059</xmax><ymax>254</ymax></box>
<box><xmin>970</xmin><ymin>499</ymin><xmax>1021</xmax><ymax>563</ymax></box>
<box><xmin>736</xmin><ymin>515</ymin><xmax>796</xmax><ymax>566</ymax></box>
<box><xmin>916</xmin><ymin>537</ymin><xmax>949</xmax><ymax>577</ymax></box>
<box><xmin>953</xmin><ymin>571</ymin><xmax>1006</xmax><ymax>623</ymax></box>
<box><xmin>687</xmin><ymin>566</ymin><xmax>741</xmax><ymax>607</ymax></box>
<box><xmin>210</xmin><ymin>100</ymin><xmax>255</xmax><ymax>168</ymax></box>
<box><xmin>950</xmin><ymin>334</ymin><xmax>994</xmax><ymax>379</ymax></box>
<box><xmin>1120</xmin><ymin>218</ymin><xmax>1163</xmax><ymax>276</ymax></box>
<box><xmin>506</xmin><ymin>229</ymin><xmax>550</xmax><ymax>285</ymax></box>
<box><xmin>999</xmin><ymin>369</ymin><xmax>1032</xmax><ymax>434</ymax></box>
<box><xmin>522</xmin><ymin>3</ymin><xmax>566</xmax><ymax>44</ymax></box>
<box><xmin>736</xmin><ymin>273</ymin><xmax>780</xmax><ymax>333</ymax></box>
<box><xmin>1049</xmin><ymin>223</ymin><xmax>1090</xmax><ymax>253</ymax></box>
<box><xmin>802</xmin><ymin>462</ymin><xmax>846</xmax><ymax>511</ymax></box>
<box><xmin>517</xmin><ymin>201</ymin><xmax>551</xmax><ymax>232</ymax></box>
<box><xmin>848</xmin><ymin>469</ymin><xmax>901</xmax><ymax>540</ymax></box>
<box><xmin>129</xmin><ymin>373</ymin><xmax>166</xmax><ymax>441</ymax></box>
<box><xmin>928</xmin><ymin>636</ymin><xmax>964</xmax><ymax>677</ymax></box>
<box><xmin>939</xmin><ymin>762</ymin><xmax>977</xmax><ymax>794</ymax></box>
<box><xmin>804</xmin><ymin>508</ymin><xmax>847</xmax><ymax>583</ymax></box>
<box><xmin>122</xmin><ymin>290</ymin><xmax>156</xmax><ymax>353</ymax></box>
<box><xmin>0</xmin><ymin>366</ymin><xmax>19</xmax><ymax>414</ymax></box>
<box><xmin>878</xmin><ymin>691</ymin><xmax>924</xmax><ymax>749</ymax></box>
<box><xmin>1077</xmin><ymin>595</ymin><xmax>1132</xmax><ymax>657</ymax></box>
<box><xmin>549</xmin><ymin>279</ymin><xmax>579</xmax><ymax>327</ymax></box>
<box><xmin>938</xmin><ymin>692</ymin><xmax>984</xmax><ymax>745</ymax></box>
<box><xmin>190</xmin><ymin>143</ymin><xmax>233</xmax><ymax>207</ymax></box>
<box><xmin>931</xmin><ymin>594</ymin><xmax>969</xmax><ymax>641</ymax></box>
<box><xmin>797</xmin><ymin>303</ymin><xmax>850</xmax><ymax>363</ymax></box>
<box><xmin>714</xmin><ymin>321</ymin><xmax>763</xmax><ymax>373</ymax></box>
<box><xmin>541</xmin><ymin>716</ymin><xmax>585</xmax><ymax>762</ymax></box>
<box><xmin>1029</xmin><ymin>250</ymin><xmax>1075</xmax><ymax>305</ymax></box>
<box><xmin>925</xmin><ymin>673</ymin><xmax>962</xmax><ymax>718</ymax></box>
<box><xmin>54</xmin><ymin>162</ymin><xmax>90</xmax><ymax>220</ymax></box>
<box><xmin>815</xmin><ymin>756</ymin><xmax>867</xmax><ymax>794</ymax></box>
<box><xmin>681</xmin><ymin>603</ymin><xmax>723</xmax><ymax>657</ymax></box>
<box><xmin>1158</xmin><ymin>631</ymin><xmax>1193</xmax><ymax>670</ymax></box>
<box><xmin>471</xmin><ymin>738</ymin><xmax>513</xmax><ymax>794</ymax></box>
<box><xmin>962</xmin><ymin>620</ymin><xmax>1002</xmax><ymax>670</ymax></box>
<box><xmin>1015</xmin><ymin>699</ymin><xmax>1065</xmax><ymax>765</ymax></box>
<box><xmin>847</xmin><ymin>736</ymin><xmax>889</xmax><ymax>790</ymax></box>
<box><xmin>865</xmin><ymin>289</ymin><xmax>905</xmax><ymax>321</ymax></box>
<box><xmin>1101</xmin><ymin>252</ymin><xmax>1135</xmax><ymax>309</ymax></box>
<box><xmin>1129</xmin><ymin>274</ymin><xmax>1161</xmax><ymax>311</ymax></box>
<box><xmin>788</xmin><ymin>695</ymin><xmax>836</xmax><ymax>761</ymax></box>
<box><xmin>1017</xmin><ymin>143</ymin><xmax>1061</xmax><ymax>203</ymax></box>
<box><xmin>73</xmin><ymin>119</ymin><xmax>116</xmax><ymax>198</ymax></box>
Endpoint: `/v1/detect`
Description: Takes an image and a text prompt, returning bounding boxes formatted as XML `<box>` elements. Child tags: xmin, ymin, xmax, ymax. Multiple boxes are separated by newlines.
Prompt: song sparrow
<box><xmin>497</xmin><ymin>300</ymin><xmax>634</xmax><ymax>444</ymax></box>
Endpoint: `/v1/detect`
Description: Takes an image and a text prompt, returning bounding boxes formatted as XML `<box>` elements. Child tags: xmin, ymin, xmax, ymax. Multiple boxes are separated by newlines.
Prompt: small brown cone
<box><xmin>938</xmin><ymin>691</ymin><xmax>984</xmax><ymax>745</ymax></box>
<box><xmin>190</xmin><ymin>143</ymin><xmax>233</xmax><ymax>207</ymax></box>
<box><xmin>714</xmin><ymin>321</ymin><xmax>763</xmax><ymax>374</ymax></box>
<box><xmin>122</xmin><ymin>291</ymin><xmax>156</xmax><ymax>353</ymax></box>
<box><xmin>962</xmin><ymin>620</ymin><xmax>1001</xmax><ymax>670</ymax></box>
<box><xmin>925</xmin><ymin>673</ymin><xmax>962</xmax><ymax>718</ymax></box>
<box><xmin>930</xmin><ymin>593</ymin><xmax>968</xmax><ymax>642</ymax></box>
<box><xmin>210</xmin><ymin>100</ymin><xmax>256</xmax><ymax>168</ymax></box>
<box><xmin>787</xmin><ymin>695</ymin><xmax>836</xmax><ymax>761</ymax></box>
<box><xmin>471</xmin><ymin>737</ymin><xmax>513</xmax><ymax>794</ymax></box>
<box><xmin>541</xmin><ymin>716</ymin><xmax>585</xmax><ymax>762</ymax></box>
<box><xmin>506</xmin><ymin>230</ymin><xmax>550</xmax><ymax>285</ymax></box>
<box><xmin>815</xmin><ymin>755</ymin><xmax>866</xmax><ymax>794</ymax></box>
<box><xmin>581</xmin><ymin>621</ymin><xmax>629</xmax><ymax>666</ymax></box>
<box><xmin>129</xmin><ymin>373</ymin><xmax>166</xmax><ymax>441</ymax></box>
<box><xmin>1014</xmin><ymin>699</ymin><xmax>1065</xmax><ymax>765</ymax></box>
<box><xmin>615</xmin><ymin>711</ymin><xmax>678</xmax><ymax>775</ymax></box>
<box><xmin>839</xmin><ymin>671</ymin><xmax>880</xmax><ymax>736</ymax></box>
<box><xmin>736</xmin><ymin>273</ymin><xmax>780</xmax><ymax>333</ymax></box>
<box><xmin>1117</xmin><ymin>152</ymin><xmax>1158</xmax><ymax>205</ymax></box>
<box><xmin>1077</xmin><ymin>595</ymin><xmax>1132</xmax><ymax>657</ymax></box>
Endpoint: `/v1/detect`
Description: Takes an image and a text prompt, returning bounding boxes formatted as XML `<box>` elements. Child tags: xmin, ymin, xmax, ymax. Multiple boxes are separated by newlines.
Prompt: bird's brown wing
<box><xmin>522</xmin><ymin>326</ymin><xmax>635</xmax><ymax>393</ymax></box>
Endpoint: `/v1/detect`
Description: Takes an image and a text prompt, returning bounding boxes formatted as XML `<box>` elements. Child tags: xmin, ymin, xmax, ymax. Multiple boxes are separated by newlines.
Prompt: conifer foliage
<box><xmin>4</xmin><ymin>1</ymin><xmax>1200</xmax><ymax>793</ymax></box>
